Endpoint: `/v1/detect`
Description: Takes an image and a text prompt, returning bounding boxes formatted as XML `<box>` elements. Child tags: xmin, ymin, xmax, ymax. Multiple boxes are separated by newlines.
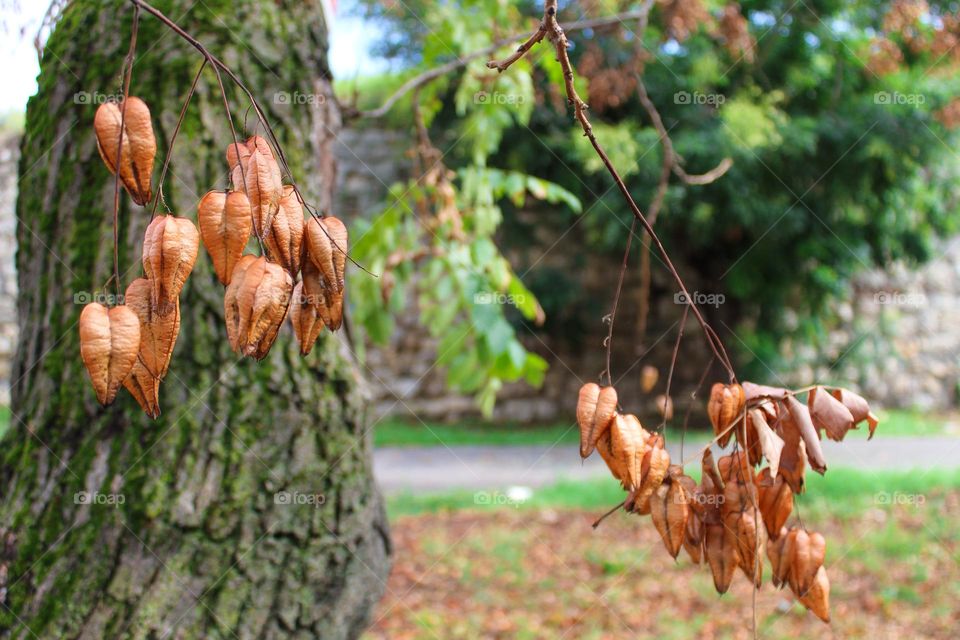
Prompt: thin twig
<box><xmin>150</xmin><ymin>58</ymin><xmax>206</xmax><ymax>220</ymax></box>
<box><xmin>110</xmin><ymin>3</ymin><xmax>140</xmax><ymax>298</ymax></box>
<box><xmin>352</xmin><ymin>9</ymin><xmax>651</xmax><ymax>120</ymax></box>
<box><xmin>488</xmin><ymin>0</ymin><xmax>738</xmax><ymax>382</ymax></box>
<box><xmin>659</xmin><ymin>303</ymin><xmax>688</xmax><ymax>432</ymax></box>
<box><xmin>592</xmin><ymin>499</ymin><xmax>627</xmax><ymax>529</ymax></box>
<box><xmin>602</xmin><ymin>217</ymin><xmax>635</xmax><ymax>386</ymax></box>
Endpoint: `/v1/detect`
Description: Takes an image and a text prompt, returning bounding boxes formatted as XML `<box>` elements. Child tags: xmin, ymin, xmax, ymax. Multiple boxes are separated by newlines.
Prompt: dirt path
<box><xmin>374</xmin><ymin>436</ymin><xmax>960</xmax><ymax>492</ymax></box>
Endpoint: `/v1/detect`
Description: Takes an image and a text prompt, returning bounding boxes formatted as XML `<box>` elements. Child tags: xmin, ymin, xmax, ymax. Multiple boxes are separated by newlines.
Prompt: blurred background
<box><xmin>3</xmin><ymin>0</ymin><xmax>960</xmax><ymax>637</ymax></box>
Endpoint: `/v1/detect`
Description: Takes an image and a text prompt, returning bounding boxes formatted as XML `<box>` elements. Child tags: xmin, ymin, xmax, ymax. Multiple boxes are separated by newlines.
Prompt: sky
<box><xmin>0</xmin><ymin>0</ymin><xmax>387</xmax><ymax>115</ymax></box>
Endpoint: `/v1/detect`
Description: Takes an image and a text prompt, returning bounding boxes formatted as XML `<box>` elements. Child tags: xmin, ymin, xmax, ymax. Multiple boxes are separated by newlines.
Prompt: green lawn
<box><xmin>387</xmin><ymin>467</ymin><xmax>960</xmax><ymax>517</ymax></box>
<box><xmin>374</xmin><ymin>409</ymin><xmax>959</xmax><ymax>448</ymax></box>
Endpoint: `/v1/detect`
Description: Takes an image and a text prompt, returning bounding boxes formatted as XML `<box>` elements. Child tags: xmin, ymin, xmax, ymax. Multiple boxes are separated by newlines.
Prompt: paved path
<box><xmin>373</xmin><ymin>436</ymin><xmax>960</xmax><ymax>493</ymax></box>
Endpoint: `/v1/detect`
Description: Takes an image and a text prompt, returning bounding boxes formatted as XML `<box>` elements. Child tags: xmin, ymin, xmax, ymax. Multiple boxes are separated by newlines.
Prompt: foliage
<box><xmin>347</xmin><ymin>0</ymin><xmax>584</xmax><ymax>414</ymax></box>
<box><xmin>353</xmin><ymin>0</ymin><xmax>960</xmax><ymax>381</ymax></box>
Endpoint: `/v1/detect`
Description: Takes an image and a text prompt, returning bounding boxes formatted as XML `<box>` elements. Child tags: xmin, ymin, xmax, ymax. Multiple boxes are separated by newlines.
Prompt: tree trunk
<box><xmin>0</xmin><ymin>1</ymin><xmax>390</xmax><ymax>638</ymax></box>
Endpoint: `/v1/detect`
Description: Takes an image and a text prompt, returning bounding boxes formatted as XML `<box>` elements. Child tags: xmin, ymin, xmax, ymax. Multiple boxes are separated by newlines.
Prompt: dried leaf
<box><xmin>79</xmin><ymin>303</ymin><xmax>140</xmax><ymax>405</ymax></box>
<box><xmin>142</xmin><ymin>215</ymin><xmax>199</xmax><ymax>316</ymax></box>
<box><xmin>808</xmin><ymin>386</ymin><xmax>856</xmax><ymax>441</ymax></box>
<box><xmin>830</xmin><ymin>388</ymin><xmax>880</xmax><ymax>439</ymax></box>
<box><xmin>93</xmin><ymin>97</ymin><xmax>156</xmax><ymax>205</ymax></box>
<box><xmin>265</xmin><ymin>185</ymin><xmax>304</xmax><ymax>274</ymax></box>
<box><xmin>750</xmin><ymin>408</ymin><xmax>785</xmax><ymax>477</ymax></box>
<box><xmin>198</xmin><ymin>190</ymin><xmax>252</xmax><ymax>285</ymax></box>
<box><xmin>742</xmin><ymin>381</ymin><xmax>789</xmax><ymax>402</ymax></box>
<box><xmin>785</xmin><ymin>395</ymin><xmax>827</xmax><ymax>474</ymax></box>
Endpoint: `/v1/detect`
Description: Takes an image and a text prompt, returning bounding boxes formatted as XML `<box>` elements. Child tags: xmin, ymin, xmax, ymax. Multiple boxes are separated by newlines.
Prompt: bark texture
<box><xmin>0</xmin><ymin>1</ymin><xmax>390</xmax><ymax>638</ymax></box>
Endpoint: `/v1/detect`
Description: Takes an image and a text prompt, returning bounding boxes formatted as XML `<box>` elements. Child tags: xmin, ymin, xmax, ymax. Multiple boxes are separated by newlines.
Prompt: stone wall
<box><xmin>1</xmin><ymin>126</ymin><xmax>958</xmax><ymax>419</ymax></box>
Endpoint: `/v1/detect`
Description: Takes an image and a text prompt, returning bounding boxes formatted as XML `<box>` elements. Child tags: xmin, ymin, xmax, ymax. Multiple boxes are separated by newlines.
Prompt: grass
<box><xmin>370</xmin><ymin>468</ymin><xmax>960</xmax><ymax>639</ymax></box>
<box><xmin>387</xmin><ymin>467</ymin><xmax>960</xmax><ymax>517</ymax></box>
<box><xmin>0</xmin><ymin>405</ymin><xmax>9</xmax><ymax>440</ymax></box>
<box><xmin>374</xmin><ymin>408</ymin><xmax>959</xmax><ymax>448</ymax></box>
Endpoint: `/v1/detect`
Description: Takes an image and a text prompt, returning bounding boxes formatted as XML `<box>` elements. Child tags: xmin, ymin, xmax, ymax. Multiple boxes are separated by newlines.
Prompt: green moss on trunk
<box><xmin>0</xmin><ymin>2</ymin><xmax>389</xmax><ymax>638</ymax></box>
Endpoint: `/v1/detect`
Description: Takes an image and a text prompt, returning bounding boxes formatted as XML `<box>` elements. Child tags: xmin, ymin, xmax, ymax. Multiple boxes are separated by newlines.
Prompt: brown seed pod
<box><xmin>289</xmin><ymin>281</ymin><xmax>325</xmax><ymax>356</ymax></box>
<box><xmin>230</xmin><ymin>136</ymin><xmax>283</xmax><ymax>237</ymax></box>
<box><xmin>197</xmin><ymin>190</ymin><xmax>253</xmax><ymax>285</ymax></box>
<box><xmin>707</xmin><ymin>382</ymin><xmax>746</xmax><ymax>447</ymax></box>
<box><xmin>757</xmin><ymin>468</ymin><xmax>793</xmax><ymax>539</ymax></box>
<box><xmin>304</xmin><ymin>215</ymin><xmax>349</xmax><ymax>293</ymax></box>
<box><xmin>705</xmin><ymin>521</ymin><xmax>738</xmax><ymax>594</ymax></box>
<box><xmin>93</xmin><ymin>97</ymin><xmax>156</xmax><ymax>205</ymax></box>
<box><xmin>595</xmin><ymin>429</ymin><xmax>626</xmax><ymax>484</ymax></box>
<box><xmin>733</xmin><ymin>511</ymin><xmax>764</xmax><ymax>587</ymax></box>
<box><xmin>633</xmin><ymin>443</ymin><xmax>670</xmax><ymax>515</ymax></box>
<box><xmin>653</xmin><ymin>394</ymin><xmax>674</xmax><ymax>420</ymax></box>
<box><xmin>650</xmin><ymin>471</ymin><xmax>690</xmax><ymax>559</ymax></box>
<box><xmin>121</xmin><ymin>278</ymin><xmax>181</xmax><ymax>418</ymax></box>
<box><xmin>300</xmin><ymin>257</ymin><xmax>336</xmax><ymax>329</ymax></box>
<box><xmin>683</xmin><ymin>508</ymin><xmax>704</xmax><ymax>564</ymax></box>
<box><xmin>610</xmin><ymin>413</ymin><xmax>648</xmax><ymax>490</ymax></box>
<box><xmin>576</xmin><ymin>382</ymin><xmax>601</xmax><ymax>457</ymax></box>
<box><xmin>640</xmin><ymin>364</ymin><xmax>659</xmax><ymax>393</ymax></box>
<box><xmin>79</xmin><ymin>303</ymin><xmax>140</xmax><ymax>405</ymax></box>
<box><xmin>142</xmin><ymin>215</ymin><xmax>200</xmax><ymax>316</ymax></box>
<box><xmin>798</xmin><ymin>565</ymin><xmax>831</xmax><ymax>623</ymax></box>
<box><xmin>223</xmin><ymin>255</ymin><xmax>293</xmax><ymax>359</ymax></box>
<box><xmin>265</xmin><ymin>185</ymin><xmax>304</xmax><ymax>274</ymax></box>
<box><xmin>767</xmin><ymin>527</ymin><xmax>790</xmax><ymax>588</ymax></box>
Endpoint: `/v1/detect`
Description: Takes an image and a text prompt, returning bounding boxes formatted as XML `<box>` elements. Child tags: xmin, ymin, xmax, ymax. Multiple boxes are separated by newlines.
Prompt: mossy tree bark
<box><xmin>0</xmin><ymin>1</ymin><xmax>390</xmax><ymax>638</ymax></box>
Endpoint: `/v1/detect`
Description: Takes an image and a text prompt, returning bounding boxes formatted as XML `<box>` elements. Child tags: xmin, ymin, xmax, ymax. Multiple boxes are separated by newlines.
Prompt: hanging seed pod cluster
<box><xmin>79</xmin><ymin>96</ymin><xmax>349</xmax><ymax>418</ymax></box>
<box><xmin>578</xmin><ymin>380</ymin><xmax>879</xmax><ymax>623</ymax></box>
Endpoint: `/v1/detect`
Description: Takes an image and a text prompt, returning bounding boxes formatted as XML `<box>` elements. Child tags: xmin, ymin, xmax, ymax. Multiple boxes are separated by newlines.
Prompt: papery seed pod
<box><xmin>230</xmin><ymin>137</ymin><xmax>282</xmax><ymax>236</ymax></box>
<box><xmin>577</xmin><ymin>382</ymin><xmax>601</xmax><ymax>458</ymax></box>
<box><xmin>223</xmin><ymin>255</ymin><xmax>293</xmax><ymax>359</ymax></box>
<box><xmin>705</xmin><ymin>521</ymin><xmax>738</xmax><ymax>594</ymax></box>
<box><xmin>634</xmin><ymin>444</ymin><xmax>669</xmax><ymax>515</ymax></box>
<box><xmin>610</xmin><ymin>414</ymin><xmax>648</xmax><ymax>490</ymax></box>
<box><xmin>265</xmin><ymin>186</ymin><xmax>304</xmax><ymax>274</ymax></box>
<box><xmin>707</xmin><ymin>382</ymin><xmax>746</xmax><ymax>448</ymax></box>
<box><xmin>733</xmin><ymin>512</ymin><xmax>764</xmax><ymax>587</ymax></box>
<box><xmin>93</xmin><ymin>97</ymin><xmax>156</xmax><ymax>205</ymax></box>
<box><xmin>304</xmin><ymin>215</ymin><xmax>349</xmax><ymax>293</ymax></box>
<box><xmin>198</xmin><ymin>190</ymin><xmax>253</xmax><ymax>285</ymax></box>
<box><xmin>591</xmin><ymin>386</ymin><xmax>618</xmax><ymax>450</ymax></box>
<box><xmin>121</xmin><ymin>278</ymin><xmax>181</xmax><ymax>418</ymax></box>
<box><xmin>595</xmin><ymin>429</ymin><xmax>626</xmax><ymax>484</ymax></box>
<box><xmin>767</xmin><ymin>528</ymin><xmax>789</xmax><ymax>588</ymax></box>
<box><xmin>787</xmin><ymin>529</ymin><xmax>812</xmax><ymax>595</ymax></box>
<box><xmin>142</xmin><ymin>215</ymin><xmax>199</xmax><ymax>316</ymax></box>
<box><xmin>640</xmin><ymin>365</ymin><xmax>659</xmax><ymax>393</ymax></box>
<box><xmin>653</xmin><ymin>394</ymin><xmax>673</xmax><ymax>420</ymax></box>
<box><xmin>798</xmin><ymin>565</ymin><xmax>831</xmax><ymax>623</ymax></box>
<box><xmin>683</xmin><ymin>510</ymin><xmax>704</xmax><ymax>564</ymax></box>
<box><xmin>79</xmin><ymin>303</ymin><xmax>140</xmax><ymax>405</ymax></box>
<box><xmin>301</xmin><ymin>257</ymin><xmax>335</xmax><ymax>328</ymax></box>
<box><xmin>650</xmin><ymin>472</ymin><xmax>689</xmax><ymax>558</ymax></box>
<box><xmin>289</xmin><ymin>281</ymin><xmax>325</xmax><ymax>356</ymax></box>
<box><xmin>757</xmin><ymin>469</ymin><xmax>793</xmax><ymax>539</ymax></box>
<box><xmin>794</xmin><ymin>531</ymin><xmax>826</xmax><ymax>595</ymax></box>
